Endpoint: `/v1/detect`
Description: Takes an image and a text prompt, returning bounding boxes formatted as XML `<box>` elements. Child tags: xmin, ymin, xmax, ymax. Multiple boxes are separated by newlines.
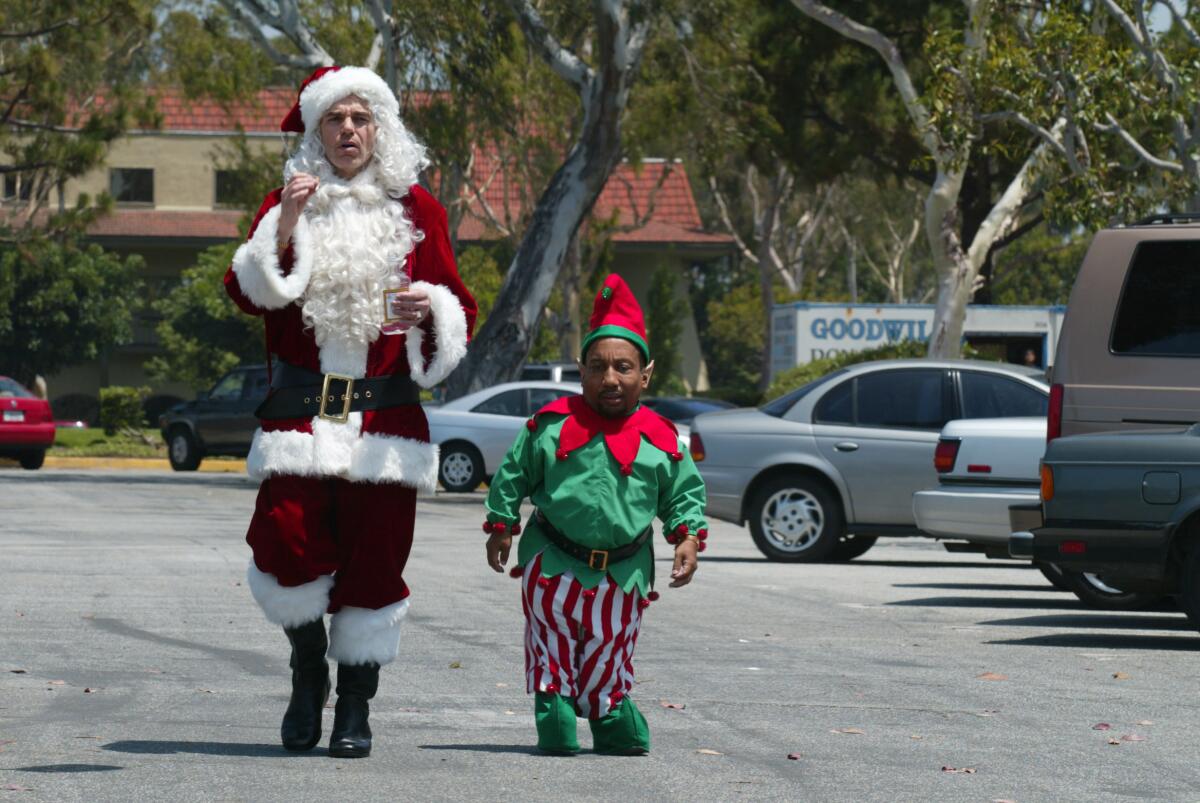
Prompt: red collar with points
<box><xmin>528</xmin><ymin>395</ymin><xmax>683</xmax><ymax>474</ymax></box>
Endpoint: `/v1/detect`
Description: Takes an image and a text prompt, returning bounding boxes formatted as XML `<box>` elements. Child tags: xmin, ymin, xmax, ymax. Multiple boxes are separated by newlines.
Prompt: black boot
<box><xmin>328</xmin><ymin>662</ymin><xmax>379</xmax><ymax>758</ymax></box>
<box><xmin>280</xmin><ymin>618</ymin><xmax>330</xmax><ymax>752</ymax></box>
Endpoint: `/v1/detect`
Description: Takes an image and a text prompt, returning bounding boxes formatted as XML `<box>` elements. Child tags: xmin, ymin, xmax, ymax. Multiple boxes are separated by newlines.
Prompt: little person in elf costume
<box><xmin>483</xmin><ymin>274</ymin><xmax>708</xmax><ymax>755</ymax></box>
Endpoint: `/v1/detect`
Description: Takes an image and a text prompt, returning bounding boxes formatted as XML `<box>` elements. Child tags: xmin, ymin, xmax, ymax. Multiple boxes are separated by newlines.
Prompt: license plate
<box><xmin>3</xmin><ymin>410</ymin><xmax>24</xmax><ymax>422</ymax></box>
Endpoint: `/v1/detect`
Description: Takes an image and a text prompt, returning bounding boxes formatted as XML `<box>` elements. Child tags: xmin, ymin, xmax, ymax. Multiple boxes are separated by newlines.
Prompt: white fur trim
<box><xmin>246</xmin><ymin>562</ymin><xmax>332</xmax><ymax>628</ymax></box>
<box><xmin>404</xmin><ymin>281</ymin><xmax>469</xmax><ymax>388</ymax></box>
<box><xmin>247</xmin><ymin>425</ymin><xmax>438</xmax><ymax>491</ymax></box>
<box><xmin>327</xmin><ymin>599</ymin><xmax>410</xmax><ymax>666</ymax></box>
<box><xmin>231</xmin><ymin>206</ymin><xmax>314</xmax><ymax>310</ymax></box>
<box><xmin>300</xmin><ymin>67</ymin><xmax>397</xmax><ymax>135</ymax></box>
<box><xmin>317</xmin><ymin>336</ymin><xmax>369</xmax><ymax>378</ymax></box>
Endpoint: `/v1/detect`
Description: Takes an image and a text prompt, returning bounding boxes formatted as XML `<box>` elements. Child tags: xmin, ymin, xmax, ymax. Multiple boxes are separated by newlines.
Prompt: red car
<box><xmin>0</xmin><ymin>376</ymin><xmax>55</xmax><ymax>470</ymax></box>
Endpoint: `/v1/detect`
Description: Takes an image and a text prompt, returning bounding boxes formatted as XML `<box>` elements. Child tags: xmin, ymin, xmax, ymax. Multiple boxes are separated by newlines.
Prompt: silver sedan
<box><xmin>690</xmin><ymin>359</ymin><xmax>1048</xmax><ymax>562</ymax></box>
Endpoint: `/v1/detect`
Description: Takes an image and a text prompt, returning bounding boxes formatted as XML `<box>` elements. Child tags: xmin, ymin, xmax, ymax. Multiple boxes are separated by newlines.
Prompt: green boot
<box><xmin>589</xmin><ymin>697</ymin><xmax>650</xmax><ymax>755</ymax></box>
<box><xmin>534</xmin><ymin>692</ymin><xmax>579</xmax><ymax>755</ymax></box>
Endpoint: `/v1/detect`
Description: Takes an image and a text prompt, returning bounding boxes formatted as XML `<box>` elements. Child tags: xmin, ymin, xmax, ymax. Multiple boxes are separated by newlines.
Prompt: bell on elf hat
<box><xmin>580</xmin><ymin>275</ymin><xmax>650</xmax><ymax>363</ymax></box>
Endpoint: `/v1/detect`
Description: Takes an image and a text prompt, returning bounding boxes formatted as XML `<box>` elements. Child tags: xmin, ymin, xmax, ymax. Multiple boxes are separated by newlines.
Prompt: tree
<box><xmin>0</xmin><ymin>240</ymin><xmax>143</xmax><ymax>387</ymax></box>
<box><xmin>789</xmin><ymin>0</ymin><xmax>1065</xmax><ymax>358</ymax></box>
<box><xmin>645</xmin><ymin>264</ymin><xmax>687</xmax><ymax>394</ymax></box>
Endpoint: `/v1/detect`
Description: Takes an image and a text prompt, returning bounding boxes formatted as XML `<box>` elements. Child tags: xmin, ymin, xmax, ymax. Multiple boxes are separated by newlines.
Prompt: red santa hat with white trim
<box><xmin>280</xmin><ymin>65</ymin><xmax>399</xmax><ymax>134</ymax></box>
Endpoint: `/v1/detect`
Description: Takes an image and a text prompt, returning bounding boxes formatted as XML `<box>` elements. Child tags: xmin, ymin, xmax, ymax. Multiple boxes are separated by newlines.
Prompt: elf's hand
<box><xmin>669</xmin><ymin>539</ymin><xmax>698</xmax><ymax>587</ymax></box>
<box><xmin>486</xmin><ymin>532</ymin><xmax>512</xmax><ymax>573</ymax></box>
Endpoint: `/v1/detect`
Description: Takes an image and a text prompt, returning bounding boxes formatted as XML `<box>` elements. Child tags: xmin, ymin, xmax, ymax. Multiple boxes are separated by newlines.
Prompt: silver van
<box><xmin>1051</xmin><ymin>215</ymin><xmax>1200</xmax><ymax>440</ymax></box>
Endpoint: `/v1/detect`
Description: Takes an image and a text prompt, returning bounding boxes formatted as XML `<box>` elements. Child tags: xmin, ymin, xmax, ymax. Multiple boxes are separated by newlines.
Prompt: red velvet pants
<box><xmin>245</xmin><ymin>475</ymin><xmax>416</xmax><ymax>612</ymax></box>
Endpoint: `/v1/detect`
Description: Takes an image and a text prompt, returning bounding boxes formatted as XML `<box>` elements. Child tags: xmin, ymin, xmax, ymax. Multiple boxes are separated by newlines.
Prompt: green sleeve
<box><xmin>484</xmin><ymin>419</ymin><xmax>544</xmax><ymax>527</ymax></box>
<box><xmin>659</xmin><ymin>450</ymin><xmax>708</xmax><ymax>537</ymax></box>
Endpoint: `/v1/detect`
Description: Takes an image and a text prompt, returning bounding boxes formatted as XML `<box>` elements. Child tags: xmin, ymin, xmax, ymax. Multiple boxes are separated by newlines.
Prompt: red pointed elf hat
<box><xmin>581</xmin><ymin>274</ymin><xmax>650</xmax><ymax>362</ymax></box>
<box><xmin>280</xmin><ymin>65</ymin><xmax>397</xmax><ymax>134</ymax></box>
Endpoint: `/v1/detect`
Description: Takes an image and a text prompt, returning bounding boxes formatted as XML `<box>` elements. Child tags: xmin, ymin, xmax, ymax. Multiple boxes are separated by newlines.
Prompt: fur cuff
<box><xmin>230</xmin><ymin>205</ymin><xmax>314</xmax><ymax>310</ymax></box>
<box><xmin>246</xmin><ymin>562</ymin><xmax>332</xmax><ymax>628</ymax></box>
<box><xmin>327</xmin><ymin>599</ymin><xmax>410</xmax><ymax>666</ymax></box>
<box><xmin>405</xmin><ymin>281</ymin><xmax>469</xmax><ymax>388</ymax></box>
<box><xmin>247</xmin><ymin>426</ymin><xmax>438</xmax><ymax>492</ymax></box>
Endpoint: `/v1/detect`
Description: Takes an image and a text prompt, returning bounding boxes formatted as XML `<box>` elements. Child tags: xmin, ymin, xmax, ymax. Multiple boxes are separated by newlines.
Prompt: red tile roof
<box><xmin>88</xmin><ymin>88</ymin><xmax>732</xmax><ymax>248</ymax></box>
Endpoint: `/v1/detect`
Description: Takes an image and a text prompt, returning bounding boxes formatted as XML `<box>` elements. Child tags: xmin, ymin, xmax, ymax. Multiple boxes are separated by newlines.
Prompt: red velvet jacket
<box><xmin>223</xmin><ymin>184</ymin><xmax>476</xmax><ymax>490</ymax></box>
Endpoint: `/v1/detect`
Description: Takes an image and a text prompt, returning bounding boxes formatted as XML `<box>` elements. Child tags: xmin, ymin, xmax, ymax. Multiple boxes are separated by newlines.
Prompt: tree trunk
<box><xmin>445</xmin><ymin>76</ymin><xmax>628</xmax><ymax>397</ymax></box>
<box><xmin>924</xmin><ymin>166</ymin><xmax>969</xmax><ymax>359</ymax></box>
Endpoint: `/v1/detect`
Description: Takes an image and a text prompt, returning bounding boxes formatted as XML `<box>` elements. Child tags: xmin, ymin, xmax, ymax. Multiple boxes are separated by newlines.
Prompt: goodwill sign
<box><xmin>770</xmin><ymin>301</ymin><xmax>1065</xmax><ymax>377</ymax></box>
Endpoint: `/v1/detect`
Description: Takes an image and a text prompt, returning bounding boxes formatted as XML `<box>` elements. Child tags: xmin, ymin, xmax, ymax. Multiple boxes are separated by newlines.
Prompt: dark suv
<box><xmin>159</xmin><ymin>365</ymin><xmax>268</xmax><ymax>470</ymax></box>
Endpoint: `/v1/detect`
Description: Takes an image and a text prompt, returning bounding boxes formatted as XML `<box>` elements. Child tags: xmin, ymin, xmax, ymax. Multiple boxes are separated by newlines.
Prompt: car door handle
<box><xmin>834</xmin><ymin>442</ymin><xmax>859</xmax><ymax>452</ymax></box>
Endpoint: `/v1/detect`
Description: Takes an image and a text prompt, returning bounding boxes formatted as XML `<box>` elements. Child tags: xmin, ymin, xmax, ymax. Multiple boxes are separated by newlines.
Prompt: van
<box><xmin>1051</xmin><ymin>214</ymin><xmax>1200</xmax><ymax>440</ymax></box>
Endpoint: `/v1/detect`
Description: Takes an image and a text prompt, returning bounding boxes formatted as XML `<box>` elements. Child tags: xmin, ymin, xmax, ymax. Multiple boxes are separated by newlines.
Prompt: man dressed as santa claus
<box><xmin>224</xmin><ymin>65</ymin><xmax>476</xmax><ymax>758</ymax></box>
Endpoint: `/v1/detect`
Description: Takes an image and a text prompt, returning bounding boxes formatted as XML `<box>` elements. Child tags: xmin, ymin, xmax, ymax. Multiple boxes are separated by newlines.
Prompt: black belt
<box><xmin>535</xmin><ymin>510</ymin><xmax>653</xmax><ymax>572</ymax></box>
<box><xmin>255</xmin><ymin>359</ymin><xmax>420</xmax><ymax>422</ymax></box>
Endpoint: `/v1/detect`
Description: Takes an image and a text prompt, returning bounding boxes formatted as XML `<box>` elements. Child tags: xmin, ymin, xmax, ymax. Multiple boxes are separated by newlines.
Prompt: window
<box><xmin>813</xmin><ymin>379</ymin><xmax>853</xmax><ymax>424</ymax></box>
<box><xmin>215</xmin><ymin>169</ymin><xmax>243</xmax><ymax>208</ymax></box>
<box><xmin>764</xmin><ymin>369</ymin><xmax>849</xmax><ymax>419</ymax></box>
<box><xmin>854</xmin><ymin>369</ymin><xmax>947</xmax><ymax>430</ymax></box>
<box><xmin>209</xmin><ymin>371</ymin><xmax>245</xmax><ymax>402</ymax></box>
<box><xmin>3</xmin><ymin>173</ymin><xmax>32</xmax><ymax>201</ymax></box>
<box><xmin>960</xmin><ymin>372</ymin><xmax>1047</xmax><ymax>419</ymax></box>
<box><xmin>244</xmin><ymin>370</ymin><xmax>271</xmax><ymax>400</ymax></box>
<box><xmin>528</xmin><ymin>388</ymin><xmax>575</xmax><ymax>412</ymax></box>
<box><xmin>0</xmin><ymin>378</ymin><xmax>35</xmax><ymax>399</ymax></box>
<box><xmin>110</xmin><ymin>168</ymin><xmax>153</xmax><ymax>204</ymax></box>
<box><xmin>1112</xmin><ymin>240</ymin><xmax>1200</xmax><ymax>356</ymax></box>
<box><xmin>472</xmin><ymin>389</ymin><xmax>526</xmax><ymax>417</ymax></box>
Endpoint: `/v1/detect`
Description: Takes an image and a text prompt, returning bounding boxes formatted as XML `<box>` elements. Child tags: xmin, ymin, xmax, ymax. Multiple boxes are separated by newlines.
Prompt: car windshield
<box><xmin>0</xmin><ymin>378</ymin><xmax>34</xmax><ymax>399</ymax></box>
<box><xmin>760</xmin><ymin>369</ymin><xmax>849</xmax><ymax>418</ymax></box>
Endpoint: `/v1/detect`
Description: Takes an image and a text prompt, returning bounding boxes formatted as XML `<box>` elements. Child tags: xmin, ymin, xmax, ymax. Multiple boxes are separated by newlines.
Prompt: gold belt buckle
<box><xmin>318</xmin><ymin>372</ymin><xmax>354</xmax><ymax>423</ymax></box>
<box><xmin>588</xmin><ymin>549</ymin><xmax>609</xmax><ymax>572</ymax></box>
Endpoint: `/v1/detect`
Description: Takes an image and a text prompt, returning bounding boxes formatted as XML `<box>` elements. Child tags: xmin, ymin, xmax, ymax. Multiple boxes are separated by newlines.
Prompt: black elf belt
<box><xmin>255</xmin><ymin>359</ymin><xmax>420</xmax><ymax>422</ymax></box>
<box><xmin>535</xmin><ymin>509</ymin><xmax>652</xmax><ymax>572</ymax></box>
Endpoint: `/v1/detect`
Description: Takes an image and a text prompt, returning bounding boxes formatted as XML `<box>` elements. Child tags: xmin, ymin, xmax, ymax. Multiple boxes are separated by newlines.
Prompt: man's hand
<box><xmin>669</xmin><ymin>539</ymin><xmax>698</xmax><ymax>587</ymax></box>
<box><xmin>389</xmin><ymin>288</ymin><xmax>432</xmax><ymax>326</ymax></box>
<box><xmin>486</xmin><ymin>532</ymin><xmax>512</xmax><ymax>573</ymax></box>
<box><xmin>278</xmin><ymin>172</ymin><xmax>319</xmax><ymax>245</ymax></box>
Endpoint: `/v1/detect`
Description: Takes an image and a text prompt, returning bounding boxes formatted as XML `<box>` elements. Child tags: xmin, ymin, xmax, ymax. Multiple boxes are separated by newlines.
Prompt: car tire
<box><xmin>439</xmin><ymin>441</ymin><xmax>484</xmax><ymax>493</ymax></box>
<box><xmin>18</xmin><ymin>450</ymin><xmax>45</xmax><ymax>470</ymax></box>
<box><xmin>828</xmin><ymin>534</ymin><xmax>877</xmax><ymax>562</ymax></box>
<box><xmin>167</xmin><ymin>427</ymin><xmax>202</xmax><ymax>471</ymax></box>
<box><xmin>1035</xmin><ymin>561</ymin><xmax>1072</xmax><ymax>592</ymax></box>
<box><xmin>747</xmin><ymin>475</ymin><xmax>844</xmax><ymax>562</ymax></box>
<box><xmin>1178</xmin><ymin>546</ymin><xmax>1200</xmax><ymax>631</ymax></box>
<box><xmin>1060</xmin><ymin>568</ymin><xmax>1163</xmax><ymax>610</ymax></box>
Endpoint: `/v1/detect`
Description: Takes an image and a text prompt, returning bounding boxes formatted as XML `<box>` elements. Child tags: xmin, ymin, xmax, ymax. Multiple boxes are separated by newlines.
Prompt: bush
<box><xmin>762</xmin><ymin>341</ymin><xmax>930</xmax><ymax>404</ymax></box>
<box><xmin>99</xmin><ymin>386</ymin><xmax>150</xmax><ymax>435</ymax></box>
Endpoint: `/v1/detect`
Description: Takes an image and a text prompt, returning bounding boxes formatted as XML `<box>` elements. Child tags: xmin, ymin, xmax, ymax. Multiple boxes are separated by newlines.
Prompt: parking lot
<box><xmin>2</xmin><ymin>469</ymin><xmax>1198</xmax><ymax>801</ymax></box>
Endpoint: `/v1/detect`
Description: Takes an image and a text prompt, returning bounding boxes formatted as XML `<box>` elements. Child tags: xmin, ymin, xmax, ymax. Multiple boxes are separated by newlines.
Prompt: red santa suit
<box><xmin>223</xmin><ymin>66</ymin><xmax>476</xmax><ymax>668</ymax></box>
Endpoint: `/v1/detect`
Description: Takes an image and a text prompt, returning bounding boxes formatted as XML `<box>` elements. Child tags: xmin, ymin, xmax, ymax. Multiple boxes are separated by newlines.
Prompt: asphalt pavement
<box><xmin>1</xmin><ymin>468</ymin><xmax>1199</xmax><ymax>802</ymax></box>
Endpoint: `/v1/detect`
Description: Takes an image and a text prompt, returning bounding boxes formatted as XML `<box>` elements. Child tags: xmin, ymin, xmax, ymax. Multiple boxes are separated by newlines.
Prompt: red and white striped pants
<box><xmin>521</xmin><ymin>552</ymin><xmax>644</xmax><ymax>719</ymax></box>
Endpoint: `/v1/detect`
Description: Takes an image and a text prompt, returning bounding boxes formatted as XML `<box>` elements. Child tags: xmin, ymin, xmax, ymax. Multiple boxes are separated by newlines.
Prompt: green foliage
<box><xmin>0</xmin><ymin>240</ymin><xmax>143</xmax><ymax>386</ymax></box>
<box><xmin>991</xmin><ymin>224</ymin><xmax>1090</xmax><ymax>306</ymax></box>
<box><xmin>702</xmin><ymin>281</ymin><xmax>765</xmax><ymax>406</ymax></box>
<box><xmin>1</xmin><ymin>0</ymin><xmax>158</xmax><ymax>240</ymax></box>
<box><xmin>145</xmin><ymin>242</ymin><xmax>262</xmax><ymax>390</ymax></box>
<box><xmin>645</xmin><ymin>265</ymin><xmax>687</xmax><ymax>395</ymax></box>
<box><xmin>99</xmin><ymin>385</ymin><xmax>149</xmax><ymax>434</ymax></box>
<box><xmin>456</xmin><ymin>246</ymin><xmax>504</xmax><ymax>336</ymax></box>
<box><xmin>762</xmin><ymin>340</ymin><xmax>929</xmax><ymax>404</ymax></box>
<box><xmin>211</xmin><ymin>134</ymin><xmax>290</xmax><ymax>234</ymax></box>
<box><xmin>52</xmin><ymin>426</ymin><xmax>164</xmax><ymax>458</ymax></box>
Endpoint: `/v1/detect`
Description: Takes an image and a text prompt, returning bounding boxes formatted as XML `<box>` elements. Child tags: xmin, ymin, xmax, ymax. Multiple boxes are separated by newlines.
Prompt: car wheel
<box><xmin>167</xmin><ymin>428</ymin><xmax>202</xmax><ymax>471</ymax></box>
<box><xmin>439</xmin><ymin>441</ymin><xmax>484</xmax><ymax>493</ymax></box>
<box><xmin>18</xmin><ymin>450</ymin><xmax>45</xmax><ymax>470</ymax></box>
<box><xmin>1035</xmin><ymin>561</ymin><xmax>1072</xmax><ymax>592</ymax></box>
<box><xmin>1178</xmin><ymin>546</ymin><xmax>1200</xmax><ymax>631</ymax></box>
<box><xmin>747</xmin><ymin>475</ymin><xmax>845</xmax><ymax>562</ymax></box>
<box><xmin>828</xmin><ymin>534</ymin><xmax>876</xmax><ymax>562</ymax></box>
<box><xmin>1060</xmin><ymin>568</ymin><xmax>1162</xmax><ymax>610</ymax></box>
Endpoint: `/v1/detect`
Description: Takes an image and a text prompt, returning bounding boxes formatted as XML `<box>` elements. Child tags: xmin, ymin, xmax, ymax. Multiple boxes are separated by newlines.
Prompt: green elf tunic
<box><xmin>484</xmin><ymin>395</ymin><xmax>707</xmax><ymax>597</ymax></box>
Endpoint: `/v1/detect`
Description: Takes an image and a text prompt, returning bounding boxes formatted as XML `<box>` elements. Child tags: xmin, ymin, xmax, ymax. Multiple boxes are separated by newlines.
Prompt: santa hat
<box><xmin>581</xmin><ymin>274</ymin><xmax>650</xmax><ymax>363</ymax></box>
<box><xmin>280</xmin><ymin>65</ymin><xmax>399</xmax><ymax>134</ymax></box>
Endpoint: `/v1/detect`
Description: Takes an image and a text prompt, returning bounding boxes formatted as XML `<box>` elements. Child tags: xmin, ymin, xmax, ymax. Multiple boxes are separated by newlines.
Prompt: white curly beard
<box><xmin>300</xmin><ymin>165</ymin><xmax>418</xmax><ymax>372</ymax></box>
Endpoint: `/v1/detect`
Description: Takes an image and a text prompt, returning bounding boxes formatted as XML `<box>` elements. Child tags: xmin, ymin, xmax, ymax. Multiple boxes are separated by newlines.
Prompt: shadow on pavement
<box><xmin>418</xmin><ymin>744</ymin><xmax>542</xmax><ymax>755</ymax></box>
<box><xmin>979</xmin><ymin>613</ymin><xmax>1191</xmax><ymax>631</ymax></box>
<box><xmin>842</xmin><ymin>559</ymin><xmax>1005</xmax><ymax>570</ymax></box>
<box><xmin>892</xmin><ymin>582</ymin><xmax>1058</xmax><ymax>593</ymax></box>
<box><xmin>102</xmin><ymin>740</ymin><xmax>299</xmax><ymax>758</ymax></box>
<box><xmin>88</xmin><ymin>618</ymin><xmax>276</xmax><ymax>677</ymax></box>
<box><xmin>888</xmin><ymin>595</ymin><xmax>1082</xmax><ymax>610</ymax></box>
<box><xmin>988</xmin><ymin>633</ymin><xmax>1200</xmax><ymax>651</ymax></box>
<box><xmin>0</xmin><ymin>472</ymin><xmax>254</xmax><ymax>489</ymax></box>
<box><xmin>12</xmin><ymin>764</ymin><xmax>123</xmax><ymax>773</ymax></box>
